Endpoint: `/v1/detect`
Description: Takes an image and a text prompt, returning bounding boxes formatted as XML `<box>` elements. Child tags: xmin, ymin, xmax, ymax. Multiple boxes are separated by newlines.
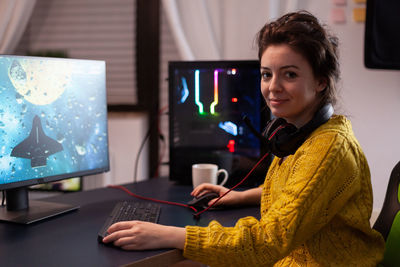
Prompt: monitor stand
<box><xmin>0</xmin><ymin>187</ymin><xmax>79</xmax><ymax>224</ymax></box>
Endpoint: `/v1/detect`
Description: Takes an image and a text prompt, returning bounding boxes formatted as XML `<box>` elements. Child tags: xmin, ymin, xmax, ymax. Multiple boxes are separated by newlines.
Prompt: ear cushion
<box><xmin>263</xmin><ymin>118</ymin><xmax>287</xmax><ymax>140</ymax></box>
<box><xmin>263</xmin><ymin>119</ymin><xmax>299</xmax><ymax>158</ymax></box>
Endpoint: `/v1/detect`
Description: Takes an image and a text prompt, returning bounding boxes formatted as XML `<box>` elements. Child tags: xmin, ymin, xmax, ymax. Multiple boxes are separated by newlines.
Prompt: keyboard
<box><xmin>98</xmin><ymin>201</ymin><xmax>161</xmax><ymax>242</ymax></box>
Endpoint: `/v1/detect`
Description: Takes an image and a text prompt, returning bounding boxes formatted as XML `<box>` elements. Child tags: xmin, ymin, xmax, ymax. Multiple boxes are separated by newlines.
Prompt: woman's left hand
<box><xmin>102</xmin><ymin>220</ymin><xmax>186</xmax><ymax>250</ymax></box>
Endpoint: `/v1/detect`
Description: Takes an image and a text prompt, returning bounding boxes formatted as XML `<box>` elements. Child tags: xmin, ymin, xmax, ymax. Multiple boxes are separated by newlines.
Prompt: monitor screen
<box><xmin>0</xmin><ymin>55</ymin><xmax>109</xmax><ymax>223</ymax></box>
<box><xmin>168</xmin><ymin>60</ymin><xmax>271</xmax><ymax>187</ymax></box>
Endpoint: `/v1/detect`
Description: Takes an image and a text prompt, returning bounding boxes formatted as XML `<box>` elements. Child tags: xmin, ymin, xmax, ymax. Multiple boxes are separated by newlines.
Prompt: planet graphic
<box><xmin>7</xmin><ymin>59</ymin><xmax>72</xmax><ymax>105</ymax></box>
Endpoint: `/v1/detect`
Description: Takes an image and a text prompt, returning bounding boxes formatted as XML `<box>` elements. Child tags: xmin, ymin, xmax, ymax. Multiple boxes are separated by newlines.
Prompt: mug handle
<box><xmin>217</xmin><ymin>169</ymin><xmax>229</xmax><ymax>186</ymax></box>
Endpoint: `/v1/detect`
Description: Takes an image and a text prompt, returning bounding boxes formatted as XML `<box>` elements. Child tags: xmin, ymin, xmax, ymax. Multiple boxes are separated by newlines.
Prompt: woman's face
<box><xmin>260</xmin><ymin>44</ymin><xmax>325</xmax><ymax>127</ymax></box>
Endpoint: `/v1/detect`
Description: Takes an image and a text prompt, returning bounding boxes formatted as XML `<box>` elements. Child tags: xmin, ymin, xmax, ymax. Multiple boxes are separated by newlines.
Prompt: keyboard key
<box><xmin>98</xmin><ymin>201</ymin><xmax>161</xmax><ymax>242</ymax></box>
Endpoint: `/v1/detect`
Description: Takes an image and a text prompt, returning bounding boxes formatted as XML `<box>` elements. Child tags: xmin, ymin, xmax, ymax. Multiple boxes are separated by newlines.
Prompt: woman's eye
<box><xmin>261</xmin><ymin>72</ymin><xmax>271</xmax><ymax>80</ymax></box>
<box><xmin>285</xmin><ymin>71</ymin><xmax>297</xmax><ymax>79</ymax></box>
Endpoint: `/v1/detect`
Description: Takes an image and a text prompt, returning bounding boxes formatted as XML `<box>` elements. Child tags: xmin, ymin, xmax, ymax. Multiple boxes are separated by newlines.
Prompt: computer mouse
<box><xmin>187</xmin><ymin>192</ymin><xmax>219</xmax><ymax>210</ymax></box>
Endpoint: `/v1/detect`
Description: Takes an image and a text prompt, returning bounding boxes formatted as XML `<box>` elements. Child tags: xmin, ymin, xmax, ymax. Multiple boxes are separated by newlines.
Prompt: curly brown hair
<box><xmin>256</xmin><ymin>11</ymin><xmax>340</xmax><ymax>107</ymax></box>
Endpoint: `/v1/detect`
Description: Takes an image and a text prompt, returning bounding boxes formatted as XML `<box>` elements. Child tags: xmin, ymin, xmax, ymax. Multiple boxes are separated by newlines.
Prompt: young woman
<box><xmin>103</xmin><ymin>11</ymin><xmax>385</xmax><ymax>266</ymax></box>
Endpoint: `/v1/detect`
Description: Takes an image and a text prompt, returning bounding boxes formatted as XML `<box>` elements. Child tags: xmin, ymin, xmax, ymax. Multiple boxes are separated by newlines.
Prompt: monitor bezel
<box><xmin>0</xmin><ymin>166</ymin><xmax>110</xmax><ymax>191</ymax></box>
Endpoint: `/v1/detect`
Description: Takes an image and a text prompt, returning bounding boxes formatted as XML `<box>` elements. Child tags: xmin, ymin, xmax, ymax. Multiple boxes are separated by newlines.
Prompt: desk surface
<box><xmin>0</xmin><ymin>178</ymin><xmax>260</xmax><ymax>267</ymax></box>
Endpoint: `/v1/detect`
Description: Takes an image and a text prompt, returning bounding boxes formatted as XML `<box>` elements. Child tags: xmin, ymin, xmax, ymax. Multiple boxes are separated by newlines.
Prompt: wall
<box><xmin>158</xmin><ymin>6</ymin><xmax>181</xmax><ymax>177</ymax></box>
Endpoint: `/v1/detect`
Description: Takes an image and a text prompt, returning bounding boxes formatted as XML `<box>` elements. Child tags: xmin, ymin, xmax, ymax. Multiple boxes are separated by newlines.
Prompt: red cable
<box><xmin>193</xmin><ymin>151</ymin><xmax>270</xmax><ymax>218</ymax></box>
<box><xmin>108</xmin><ymin>184</ymin><xmax>198</xmax><ymax>212</ymax></box>
<box><xmin>109</xmin><ymin>151</ymin><xmax>270</xmax><ymax>219</ymax></box>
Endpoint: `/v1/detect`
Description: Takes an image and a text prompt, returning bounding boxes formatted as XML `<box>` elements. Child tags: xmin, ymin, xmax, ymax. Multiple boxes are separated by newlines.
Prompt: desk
<box><xmin>0</xmin><ymin>178</ymin><xmax>260</xmax><ymax>267</ymax></box>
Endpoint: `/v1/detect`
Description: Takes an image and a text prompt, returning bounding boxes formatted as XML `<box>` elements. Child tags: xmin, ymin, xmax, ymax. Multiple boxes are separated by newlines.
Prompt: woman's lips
<box><xmin>269</xmin><ymin>98</ymin><xmax>288</xmax><ymax>106</ymax></box>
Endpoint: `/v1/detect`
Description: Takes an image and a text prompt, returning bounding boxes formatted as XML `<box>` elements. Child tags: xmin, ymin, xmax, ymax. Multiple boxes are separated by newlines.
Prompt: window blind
<box><xmin>15</xmin><ymin>0</ymin><xmax>136</xmax><ymax>105</ymax></box>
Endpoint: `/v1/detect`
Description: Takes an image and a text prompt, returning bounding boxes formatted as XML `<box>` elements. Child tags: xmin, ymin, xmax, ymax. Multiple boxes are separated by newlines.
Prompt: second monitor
<box><xmin>0</xmin><ymin>55</ymin><xmax>109</xmax><ymax>224</ymax></box>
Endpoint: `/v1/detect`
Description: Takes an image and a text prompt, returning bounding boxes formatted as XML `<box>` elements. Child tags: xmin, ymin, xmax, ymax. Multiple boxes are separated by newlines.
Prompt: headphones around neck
<box><xmin>262</xmin><ymin>103</ymin><xmax>334</xmax><ymax>158</ymax></box>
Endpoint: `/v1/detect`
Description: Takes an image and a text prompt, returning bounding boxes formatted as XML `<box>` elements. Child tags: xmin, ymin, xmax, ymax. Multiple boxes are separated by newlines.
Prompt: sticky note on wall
<box><xmin>331</xmin><ymin>8</ymin><xmax>346</xmax><ymax>24</ymax></box>
<box><xmin>333</xmin><ymin>0</ymin><xmax>347</xmax><ymax>5</ymax></box>
<box><xmin>353</xmin><ymin>7</ymin><xmax>366</xmax><ymax>22</ymax></box>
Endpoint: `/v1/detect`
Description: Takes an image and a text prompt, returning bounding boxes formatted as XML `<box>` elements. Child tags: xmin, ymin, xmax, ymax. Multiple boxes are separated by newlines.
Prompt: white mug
<box><xmin>192</xmin><ymin>163</ymin><xmax>229</xmax><ymax>188</ymax></box>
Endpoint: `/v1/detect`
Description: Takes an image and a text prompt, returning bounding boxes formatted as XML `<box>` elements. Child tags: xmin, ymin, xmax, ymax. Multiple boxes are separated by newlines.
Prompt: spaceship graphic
<box><xmin>11</xmin><ymin>115</ymin><xmax>63</xmax><ymax>168</ymax></box>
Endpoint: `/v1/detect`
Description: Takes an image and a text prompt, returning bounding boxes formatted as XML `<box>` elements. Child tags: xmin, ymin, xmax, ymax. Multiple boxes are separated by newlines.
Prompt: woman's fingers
<box><xmin>191</xmin><ymin>183</ymin><xmax>223</xmax><ymax>196</ymax></box>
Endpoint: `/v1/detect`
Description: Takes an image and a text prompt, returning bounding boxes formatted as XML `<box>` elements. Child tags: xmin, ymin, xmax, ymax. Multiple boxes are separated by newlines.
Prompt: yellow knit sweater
<box><xmin>183</xmin><ymin>115</ymin><xmax>385</xmax><ymax>266</ymax></box>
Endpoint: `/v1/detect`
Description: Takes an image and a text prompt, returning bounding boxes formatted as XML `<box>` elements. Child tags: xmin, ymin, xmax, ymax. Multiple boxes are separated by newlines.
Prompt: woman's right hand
<box><xmin>190</xmin><ymin>183</ymin><xmax>244</xmax><ymax>207</ymax></box>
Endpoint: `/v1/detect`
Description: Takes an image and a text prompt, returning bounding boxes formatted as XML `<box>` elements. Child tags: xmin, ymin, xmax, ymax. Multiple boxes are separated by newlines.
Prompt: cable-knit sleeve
<box><xmin>183</xmin><ymin>126</ymin><xmax>367</xmax><ymax>266</ymax></box>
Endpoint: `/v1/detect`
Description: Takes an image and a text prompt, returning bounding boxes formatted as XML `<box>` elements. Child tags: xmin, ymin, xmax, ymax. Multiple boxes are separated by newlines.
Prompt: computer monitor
<box><xmin>0</xmin><ymin>55</ymin><xmax>109</xmax><ymax>224</ymax></box>
<box><xmin>168</xmin><ymin>60</ymin><xmax>271</xmax><ymax>187</ymax></box>
<box><xmin>364</xmin><ymin>0</ymin><xmax>400</xmax><ymax>70</ymax></box>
